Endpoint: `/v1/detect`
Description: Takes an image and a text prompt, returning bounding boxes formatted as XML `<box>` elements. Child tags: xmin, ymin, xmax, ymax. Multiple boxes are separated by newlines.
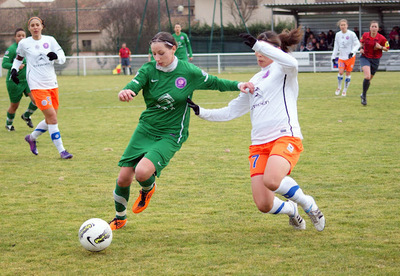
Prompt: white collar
<box><xmin>156</xmin><ymin>56</ymin><xmax>178</xmax><ymax>72</ymax></box>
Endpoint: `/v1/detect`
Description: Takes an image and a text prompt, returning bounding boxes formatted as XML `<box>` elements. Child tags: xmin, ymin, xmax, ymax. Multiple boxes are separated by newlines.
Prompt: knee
<box><xmin>117</xmin><ymin>176</ymin><xmax>131</xmax><ymax>187</ymax></box>
<box><xmin>255</xmin><ymin>201</ymin><xmax>273</xmax><ymax>213</ymax></box>
<box><xmin>263</xmin><ymin>176</ymin><xmax>280</xmax><ymax>191</ymax></box>
<box><xmin>134</xmin><ymin>167</ymin><xmax>154</xmax><ymax>182</ymax></box>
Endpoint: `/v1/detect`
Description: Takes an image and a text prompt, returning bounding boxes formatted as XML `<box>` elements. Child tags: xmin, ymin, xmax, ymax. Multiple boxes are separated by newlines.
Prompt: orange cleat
<box><xmin>132</xmin><ymin>184</ymin><xmax>156</xmax><ymax>214</ymax></box>
<box><xmin>109</xmin><ymin>217</ymin><xmax>127</xmax><ymax>230</ymax></box>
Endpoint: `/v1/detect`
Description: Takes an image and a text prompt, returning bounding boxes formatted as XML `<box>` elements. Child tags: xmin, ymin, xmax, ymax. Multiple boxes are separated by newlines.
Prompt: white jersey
<box><xmin>331</xmin><ymin>30</ymin><xmax>360</xmax><ymax>60</ymax></box>
<box><xmin>12</xmin><ymin>35</ymin><xmax>66</xmax><ymax>90</ymax></box>
<box><xmin>198</xmin><ymin>41</ymin><xmax>302</xmax><ymax>145</ymax></box>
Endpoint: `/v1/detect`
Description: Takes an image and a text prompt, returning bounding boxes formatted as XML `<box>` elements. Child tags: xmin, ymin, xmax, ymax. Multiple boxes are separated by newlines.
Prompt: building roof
<box><xmin>264</xmin><ymin>1</ymin><xmax>400</xmax><ymax>14</ymax></box>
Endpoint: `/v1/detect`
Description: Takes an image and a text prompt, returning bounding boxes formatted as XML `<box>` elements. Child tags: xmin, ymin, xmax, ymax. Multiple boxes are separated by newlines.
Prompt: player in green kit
<box><xmin>172</xmin><ymin>23</ymin><xmax>193</xmax><ymax>61</ymax></box>
<box><xmin>2</xmin><ymin>28</ymin><xmax>37</xmax><ymax>131</ymax></box>
<box><xmin>109</xmin><ymin>32</ymin><xmax>254</xmax><ymax>230</ymax></box>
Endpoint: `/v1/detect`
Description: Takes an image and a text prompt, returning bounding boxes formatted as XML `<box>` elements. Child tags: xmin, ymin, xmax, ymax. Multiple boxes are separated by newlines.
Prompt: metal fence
<box><xmin>1</xmin><ymin>50</ymin><xmax>400</xmax><ymax>77</ymax></box>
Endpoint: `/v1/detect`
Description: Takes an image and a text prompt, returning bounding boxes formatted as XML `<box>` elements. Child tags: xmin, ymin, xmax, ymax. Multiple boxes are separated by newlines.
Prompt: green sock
<box><xmin>139</xmin><ymin>175</ymin><xmax>155</xmax><ymax>191</ymax></box>
<box><xmin>23</xmin><ymin>101</ymin><xmax>38</xmax><ymax>118</ymax></box>
<box><xmin>113</xmin><ymin>179</ymin><xmax>130</xmax><ymax>220</ymax></box>
<box><xmin>6</xmin><ymin>112</ymin><xmax>15</xmax><ymax>126</ymax></box>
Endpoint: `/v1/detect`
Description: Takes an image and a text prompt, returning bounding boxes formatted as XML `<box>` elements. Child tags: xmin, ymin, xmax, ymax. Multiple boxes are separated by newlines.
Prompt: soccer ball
<box><xmin>78</xmin><ymin>218</ymin><xmax>113</xmax><ymax>252</ymax></box>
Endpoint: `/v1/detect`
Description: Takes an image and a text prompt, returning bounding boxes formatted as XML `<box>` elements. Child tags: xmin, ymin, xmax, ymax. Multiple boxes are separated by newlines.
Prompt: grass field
<box><xmin>0</xmin><ymin>71</ymin><xmax>399</xmax><ymax>275</ymax></box>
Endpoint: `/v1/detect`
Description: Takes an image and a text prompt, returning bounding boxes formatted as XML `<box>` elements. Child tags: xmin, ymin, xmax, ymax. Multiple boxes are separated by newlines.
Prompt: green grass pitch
<box><xmin>0</xmin><ymin>71</ymin><xmax>399</xmax><ymax>275</ymax></box>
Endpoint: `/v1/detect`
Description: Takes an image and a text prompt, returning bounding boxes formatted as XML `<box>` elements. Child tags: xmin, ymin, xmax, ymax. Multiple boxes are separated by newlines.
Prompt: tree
<box><xmin>225</xmin><ymin>0</ymin><xmax>259</xmax><ymax>26</ymax></box>
<box><xmin>100</xmin><ymin>0</ymin><xmax>172</xmax><ymax>54</ymax></box>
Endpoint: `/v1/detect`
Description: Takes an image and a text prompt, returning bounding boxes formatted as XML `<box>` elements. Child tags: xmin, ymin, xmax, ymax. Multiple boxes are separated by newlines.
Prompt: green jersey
<box><xmin>172</xmin><ymin>32</ymin><xmax>193</xmax><ymax>61</ymax></box>
<box><xmin>124</xmin><ymin>59</ymin><xmax>239</xmax><ymax>144</ymax></box>
<box><xmin>2</xmin><ymin>42</ymin><xmax>26</xmax><ymax>82</ymax></box>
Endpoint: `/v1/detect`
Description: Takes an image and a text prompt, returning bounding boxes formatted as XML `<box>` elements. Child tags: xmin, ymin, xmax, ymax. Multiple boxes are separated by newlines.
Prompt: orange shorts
<box><xmin>248</xmin><ymin>136</ymin><xmax>304</xmax><ymax>177</ymax></box>
<box><xmin>338</xmin><ymin>56</ymin><xmax>356</xmax><ymax>72</ymax></box>
<box><xmin>31</xmin><ymin>88</ymin><xmax>59</xmax><ymax>111</ymax></box>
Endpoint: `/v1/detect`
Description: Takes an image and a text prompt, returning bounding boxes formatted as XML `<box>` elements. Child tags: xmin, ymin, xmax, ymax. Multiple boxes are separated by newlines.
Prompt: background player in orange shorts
<box><xmin>10</xmin><ymin>17</ymin><xmax>72</xmax><ymax>159</ymax></box>
<box><xmin>331</xmin><ymin>19</ymin><xmax>360</xmax><ymax>97</ymax></box>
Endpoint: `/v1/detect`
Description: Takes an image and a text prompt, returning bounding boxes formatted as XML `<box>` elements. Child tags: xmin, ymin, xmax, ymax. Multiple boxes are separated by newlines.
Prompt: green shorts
<box><xmin>6</xmin><ymin>80</ymin><xmax>30</xmax><ymax>103</ymax></box>
<box><xmin>118</xmin><ymin>124</ymin><xmax>182</xmax><ymax>177</ymax></box>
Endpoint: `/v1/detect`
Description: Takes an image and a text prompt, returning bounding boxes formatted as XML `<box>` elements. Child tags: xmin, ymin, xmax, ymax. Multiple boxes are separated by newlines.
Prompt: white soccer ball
<box><xmin>78</xmin><ymin>218</ymin><xmax>113</xmax><ymax>252</ymax></box>
<box><xmin>177</xmin><ymin>5</ymin><xmax>184</xmax><ymax>12</ymax></box>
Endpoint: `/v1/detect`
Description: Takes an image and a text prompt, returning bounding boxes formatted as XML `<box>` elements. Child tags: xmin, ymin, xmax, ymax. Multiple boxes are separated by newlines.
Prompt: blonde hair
<box><xmin>337</xmin><ymin>19</ymin><xmax>348</xmax><ymax>27</ymax></box>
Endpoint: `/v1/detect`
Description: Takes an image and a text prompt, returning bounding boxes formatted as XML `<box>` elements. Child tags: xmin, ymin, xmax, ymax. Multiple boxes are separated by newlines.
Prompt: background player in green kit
<box><xmin>2</xmin><ymin>28</ymin><xmax>37</xmax><ymax>131</ymax></box>
<box><xmin>109</xmin><ymin>31</ymin><xmax>254</xmax><ymax>230</ymax></box>
<box><xmin>172</xmin><ymin>23</ymin><xmax>193</xmax><ymax>61</ymax></box>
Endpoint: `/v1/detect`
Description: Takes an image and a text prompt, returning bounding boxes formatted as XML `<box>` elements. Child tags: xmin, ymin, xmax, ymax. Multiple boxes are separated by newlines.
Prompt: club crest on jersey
<box><xmin>43</xmin><ymin>43</ymin><xmax>49</xmax><ymax>49</ymax></box>
<box><xmin>175</xmin><ymin>77</ymin><xmax>187</xmax><ymax>89</ymax></box>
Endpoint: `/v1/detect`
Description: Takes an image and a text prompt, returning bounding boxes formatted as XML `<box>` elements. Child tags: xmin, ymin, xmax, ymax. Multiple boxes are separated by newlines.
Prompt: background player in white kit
<box><xmin>10</xmin><ymin>17</ymin><xmax>72</xmax><ymax>159</ymax></box>
<box><xmin>331</xmin><ymin>19</ymin><xmax>360</xmax><ymax>96</ymax></box>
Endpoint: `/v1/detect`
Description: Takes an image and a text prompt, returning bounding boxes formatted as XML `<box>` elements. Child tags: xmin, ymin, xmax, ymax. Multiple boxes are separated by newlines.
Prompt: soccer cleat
<box><xmin>335</xmin><ymin>88</ymin><xmax>341</xmax><ymax>96</ymax></box>
<box><xmin>132</xmin><ymin>184</ymin><xmax>156</xmax><ymax>214</ymax></box>
<box><xmin>360</xmin><ymin>94</ymin><xmax>367</xmax><ymax>106</ymax></box>
<box><xmin>21</xmin><ymin>114</ymin><xmax>33</xmax><ymax>128</ymax></box>
<box><xmin>25</xmin><ymin>134</ymin><xmax>38</xmax><ymax>155</ymax></box>
<box><xmin>287</xmin><ymin>200</ymin><xmax>306</xmax><ymax>230</ymax></box>
<box><xmin>304</xmin><ymin>196</ymin><xmax>325</xmax><ymax>232</ymax></box>
<box><xmin>60</xmin><ymin>150</ymin><xmax>73</xmax><ymax>159</ymax></box>
<box><xmin>109</xmin><ymin>217</ymin><xmax>127</xmax><ymax>231</ymax></box>
<box><xmin>5</xmin><ymin>125</ymin><xmax>15</xmax><ymax>131</ymax></box>
<box><xmin>341</xmin><ymin>91</ymin><xmax>347</xmax><ymax>97</ymax></box>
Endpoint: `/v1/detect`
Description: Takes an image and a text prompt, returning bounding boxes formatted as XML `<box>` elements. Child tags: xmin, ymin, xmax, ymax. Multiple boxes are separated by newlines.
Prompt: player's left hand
<box><xmin>348</xmin><ymin>53</ymin><xmax>354</xmax><ymax>59</ymax></box>
<box><xmin>374</xmin><ymin>42</ymin><xmax>383</xmax><ymax>50</ymax></box>
<box><xmin>10</xmin><ymin>69</ymin><xmax>19</xmax><ymax>85</ymax></box>
<box><xmin>47</xmin><ymin>52</ymin><xmax>58</xmax><ymax>61</ymax></box>
<box><xmin>186</xmin><ymin>98</ymin><xmax>200</xmax><ymax>115</ymax></box>
<box><xmin>240</xmin><ymin>82</ymin><xmax>255</xmax><ymax>94</ymax></box>
<box><xmin>239</xmin><ymin>33</ymin><xmax>257</xmax><ymax>48</ymax></box>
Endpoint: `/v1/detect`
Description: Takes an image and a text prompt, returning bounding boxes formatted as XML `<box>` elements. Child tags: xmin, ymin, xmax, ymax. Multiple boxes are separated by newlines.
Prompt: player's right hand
<box><xmin>332</xmin><ymin>59</ymin><xmax>336</xmax><ymax>66</ymax></box>
<box><xmin>118</xmin><ymin>89</ymin><xmax>136</xmax><ymax>102</ymax></box>
<box><xmin>10</xmin><ymin>69</ymin><xmax>19</xmax><ymax>85</ymax></box>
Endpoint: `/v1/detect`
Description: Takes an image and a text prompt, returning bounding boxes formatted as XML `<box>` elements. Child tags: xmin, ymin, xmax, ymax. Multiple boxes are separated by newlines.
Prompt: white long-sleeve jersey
<box><xmin>331</xmin><ymin>30</ymin><xmax>360</xmax><ymax>60</ymax></box>
<box><xmin>198</xmin><ymin>40</ymin><xmax>303</xmax><ymax>145</ymax></box>
<box><xmin>12</xmin><ymin>35</ymin><xmax>66</xmax><ymax>90</ymax></box>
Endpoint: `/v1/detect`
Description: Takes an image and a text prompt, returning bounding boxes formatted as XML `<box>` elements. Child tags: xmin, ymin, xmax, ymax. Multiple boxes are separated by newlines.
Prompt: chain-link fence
<box><xmin>1</xmin><ymin>50</ymin><xmax>400</xmax><ymax>77</ymax></box>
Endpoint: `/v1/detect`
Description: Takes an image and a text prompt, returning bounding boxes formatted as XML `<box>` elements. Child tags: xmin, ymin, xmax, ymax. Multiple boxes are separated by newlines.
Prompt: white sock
<box><xmin>274</xmin><ymin>176</ymin><xmax>312</xmax><ymax>210</ymax></box>
<box><xmin>31</xmin><ymin>119</ymin><xmax>48</xmax><ymax>140</ymax></box>
<box><xmin>344</xmin><ymin>76</ymin><xmax>351</xmax><ymax>91</ymax></box>
<box><xmin>48</xmin><ymin>124</ymin><xmax>65</xmax><ymax>153</ymax></box>
<box><xmin>267</xmin><ymin>197</ymin><xmax>294</xmax><ymax>216</ymax></box>
<box><xmin>337</xmin><ymin>74</ymin><xmax>343</xmax><ymax>90</ymax></box>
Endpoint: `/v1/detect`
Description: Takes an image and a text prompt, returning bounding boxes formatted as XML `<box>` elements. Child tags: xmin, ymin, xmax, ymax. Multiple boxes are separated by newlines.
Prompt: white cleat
<box><xmin>304</xmin><ymin>196</ymin><xmax>325</xmax><ymax>232</ymax></box>
<box><xmin>335</xmin><ymin>88</ymin><xmax>341</xmax><ymax>96</ymax></box>
<box><xmin>287</xmin><ymin>200</ymin><xmax>306</xmax><ymax>230</ymax></box>
<box><xmin>342</xmin><ymin>91</ymin><xmax>347</xmax><ymax>97</ymax></box>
